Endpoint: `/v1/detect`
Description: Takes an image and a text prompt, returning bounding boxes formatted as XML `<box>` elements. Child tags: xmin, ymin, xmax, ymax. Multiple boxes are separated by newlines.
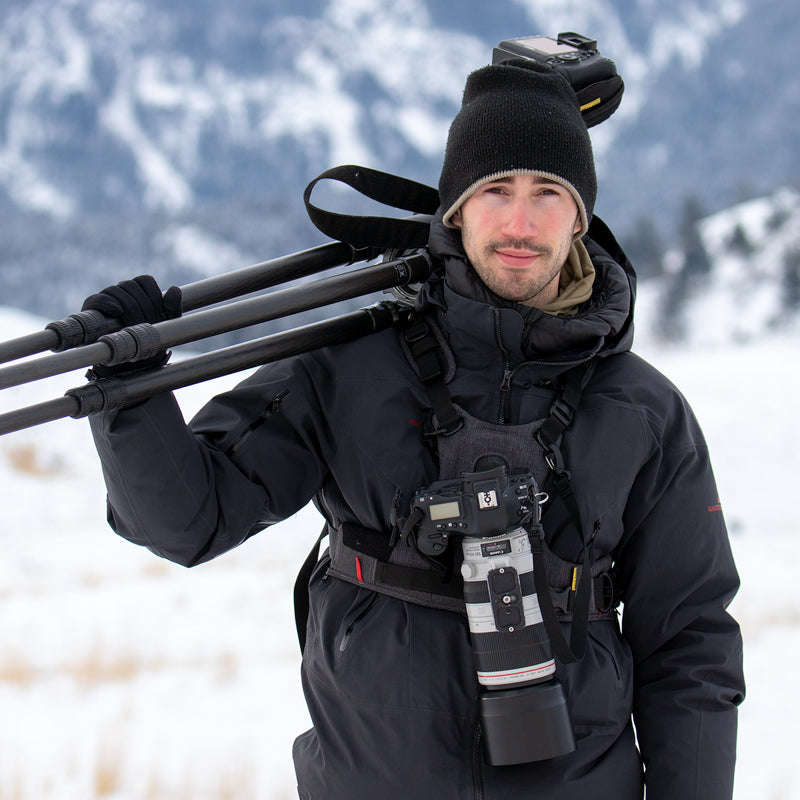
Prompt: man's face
<box><xmin>451</xmin><ymin>175</ymin><xmax>582</xmax><ymax>308</ymax></box>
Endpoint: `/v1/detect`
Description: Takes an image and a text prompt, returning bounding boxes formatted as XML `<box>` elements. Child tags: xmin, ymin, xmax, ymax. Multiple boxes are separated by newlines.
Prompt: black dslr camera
<box><xmin>492</xmin><ymin>32</ymin><xmax>624</xmax><ymax>127</ymax></box>
<box><xmin>410</xmin><ymin>466</ymin><xmax>575</xmax><ymax>766</ymax></box>
<box><xmin>412</xmin><ymin>466</ymin><xmax>537</xmax><ymax>556</ymax></box>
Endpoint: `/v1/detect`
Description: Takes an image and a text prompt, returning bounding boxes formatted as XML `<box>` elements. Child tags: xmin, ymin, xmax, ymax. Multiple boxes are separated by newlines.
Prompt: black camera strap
<box><xmin>532</xmin><ymin>362</ymin><xmax>595</xmax><ymax>664</ymax></box>
<box><xmin>294</xmin><ymin>526</ymin><xmax>329</xmax><ymax>653</ymax></box>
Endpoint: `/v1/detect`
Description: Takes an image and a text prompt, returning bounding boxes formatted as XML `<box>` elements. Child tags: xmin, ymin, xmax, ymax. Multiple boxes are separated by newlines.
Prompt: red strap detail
<box><xmin>355</xmin><ymin>556</ymin><xmax>364</xmax><ymax>583</ymax></box>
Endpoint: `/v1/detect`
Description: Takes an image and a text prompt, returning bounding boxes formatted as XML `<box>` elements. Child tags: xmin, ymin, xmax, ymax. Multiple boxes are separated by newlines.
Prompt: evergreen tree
<box><xmin>678</xmin><ymin>195</ymin><xmax>712</xmax><ymax>279</ymax></box>
<box><xmin>727</xmin><ymin>223</ymin><xmax>755</xmax><ymax>257</ymax></box>
<box><xmin>620</xmin><ymin>215</ymin><xmax>665</xmax><ymax>280</ymax></box>
<box><xmin>783</xmin><ymin>246</ymin><xmax>800</xmax><ymax>313</ymax></box>
<box><xmin>655</xmin><ymin>195</ymin><xmax>712</xmax><ymax>342</ymax></box>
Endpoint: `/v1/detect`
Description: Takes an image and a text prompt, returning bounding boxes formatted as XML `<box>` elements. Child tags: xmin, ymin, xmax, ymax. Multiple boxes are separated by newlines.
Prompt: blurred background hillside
<box><xmin>0</xmin><ymin>0</ymin><xmax>797</xmax><ymax>346</ymax></box>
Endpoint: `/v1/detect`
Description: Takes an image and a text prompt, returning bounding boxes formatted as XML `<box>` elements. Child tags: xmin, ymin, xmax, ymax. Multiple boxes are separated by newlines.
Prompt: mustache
<box><xmin>485</xmin><ymin>239</ymin><xmax>553</xmax><ymax>257</ymax></box>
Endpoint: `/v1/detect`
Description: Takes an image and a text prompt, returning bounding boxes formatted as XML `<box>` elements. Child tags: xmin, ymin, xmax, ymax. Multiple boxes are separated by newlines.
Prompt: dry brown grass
<box><xmin>66</xmin><ymin>652</ymin><xmax>165</xmax><ymax>685</ymax></box>
<box><xmin>0</xmin><ymin>773</ymin><xmax>23</xmax><ymax>800</ymax></box>
<box><xmin>0</xmin><ymin>647</ymin><xmax>243</xmax><ymax>688</ymax></box>
<box><xmin>94</xmin><ymin>746</ymin><xmax>122</xmax><ymax>797</ymax></box>
<box><xmin>0</xmin><ymin>649</ymin><xmax>164</xmax><ymax>686</ymax></box>
<box><xmin>0</xmin><ymin>648</ymin><xmax>291</xmax><ymax>799</ymax></box>
<box><xmin>140</xmin><ymin>559</ymin><xmax>172</xmax><ymax>578</ymax></box>
<box><xmin>0</xmin><ymin>652</ymin><xmax>35</xmax><ymax>685</ymax></box>
<box><xmin>3</xmin><ymin>443</ymin><xmax>65</xmax><ymax>476</ymax></box>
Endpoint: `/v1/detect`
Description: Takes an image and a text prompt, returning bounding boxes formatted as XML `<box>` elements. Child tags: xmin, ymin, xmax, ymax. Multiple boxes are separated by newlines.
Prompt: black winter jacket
<box><xmin>89</xmin><ymin>216</ymin><xmax>744</xmax><ymax>800</ymax></box>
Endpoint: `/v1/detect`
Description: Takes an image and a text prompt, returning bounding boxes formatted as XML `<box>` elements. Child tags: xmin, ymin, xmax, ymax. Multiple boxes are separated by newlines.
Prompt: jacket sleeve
<box><xmin>615</xmin><ymin>390</ymin><xmax>745</xmax><ymax>800</ymax></box>
<box><xmin>88</xmin><ymin>354</ymin><xmax>332</xmax><ymax>566</ymax></box>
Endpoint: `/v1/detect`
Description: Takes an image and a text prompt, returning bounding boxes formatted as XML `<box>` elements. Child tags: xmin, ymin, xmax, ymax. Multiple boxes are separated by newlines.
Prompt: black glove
<box><xmin>82</xmin><ymin>275</ymin><xmax>183</xmax><ymax>325</ymax></box>
<box><xmin>81</xmin><ymin>275</ymin><xmax>183</xmax><ymax>376</ymax></box>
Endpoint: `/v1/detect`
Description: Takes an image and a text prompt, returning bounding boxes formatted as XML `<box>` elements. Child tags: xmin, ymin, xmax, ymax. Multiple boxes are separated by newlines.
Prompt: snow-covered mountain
<box><xmin>1</xmin><ymin>0</ymin><xmax>792</xmax><ymax>219</ymax></box>
<box><xmin>635</xmin><ymin>187</ymin><xmax>800</xmax><ymax>347</ymax></box>
<box><xmin>0</xmin><ymin>0</ymin><xmax>797</xmax><ymax>328</ymax></box>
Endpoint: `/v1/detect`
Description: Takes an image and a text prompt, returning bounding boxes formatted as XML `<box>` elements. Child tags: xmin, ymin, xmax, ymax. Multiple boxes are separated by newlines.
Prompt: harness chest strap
<box><xmin>327</xmin><ymin>521</ymin><xmax>619</xmax><ymax>621</ymax></box>
<box><xmin>294</xmin><ymin>520</ymin><xmax>619</xmax><ymax>653</ymax></box>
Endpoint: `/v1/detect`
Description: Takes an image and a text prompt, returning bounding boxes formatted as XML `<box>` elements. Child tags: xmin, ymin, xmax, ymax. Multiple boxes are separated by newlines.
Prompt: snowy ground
<box><xmin>0</xmin><ymin>305</ymin><xmax>798</xmax><ymax>799</ymax></box>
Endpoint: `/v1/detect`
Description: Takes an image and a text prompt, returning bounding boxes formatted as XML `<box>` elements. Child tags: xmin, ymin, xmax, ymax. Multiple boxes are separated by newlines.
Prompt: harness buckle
<box><xmin>549</xmin><ymin>587</ymin><xmax>571</xmax><ymax>615</ymax></box>
<box><xmin>422</xmin><ymin>414</ymin><xmax>464</xmax><ymax>438</ymax></box>
<box><xmin>549</xmin><ymin>396</ymin><xmax>575</xmax><ymax>429</ymax></box>
<box><xmin>403</xmin><ymin>318</ymin><xmax>431</xmax><ymax>344</ymax></box>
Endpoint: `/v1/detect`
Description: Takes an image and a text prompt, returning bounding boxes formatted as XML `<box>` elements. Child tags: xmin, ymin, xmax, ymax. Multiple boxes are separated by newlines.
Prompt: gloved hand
<box><xmin>81</xmin><ymin>275</ymin><xmax>183</xmax><ymax>376</ymax></box>
<box><xmin>82</xmin><ymin>275</ymin><xmax>183</xmax><ymax>326</ymax></box>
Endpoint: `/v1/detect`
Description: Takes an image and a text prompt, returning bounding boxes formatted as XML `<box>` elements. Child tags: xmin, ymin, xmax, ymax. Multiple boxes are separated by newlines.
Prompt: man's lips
<box><xmin>494</xmin><ymin>249</ymin><xmax>541</xmax><ymax>267</ymax></box>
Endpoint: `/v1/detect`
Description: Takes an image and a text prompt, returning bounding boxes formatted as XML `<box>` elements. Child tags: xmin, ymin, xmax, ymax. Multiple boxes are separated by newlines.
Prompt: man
<box><xmin>85</xmin><ymin>61</ymin><xmax>744</xmax><ymax>799</ymax></box>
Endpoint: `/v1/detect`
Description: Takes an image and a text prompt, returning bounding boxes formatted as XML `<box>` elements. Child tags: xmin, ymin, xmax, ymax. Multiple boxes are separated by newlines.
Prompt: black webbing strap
<box><xmin>531</xmin><ymin>529</ymin><xmax>592</xmax><ymax>664</ymax></box>
<box><xmin>341</xmin><ymin>522</ymin><xmax>394</xmax><ymax>562</ymax></box>
<box><xmin>402</xmin><ymin>314</ymin><xmax>462</xmax><ymax>436</ymax></box>
<box><xmin>533</xmin><ymin>362</ymin><xmax>594</xmax><ymax>664</ymax></box>
<box><xmin>536</xmin><ymin>365</ymin><xmax>585</xmax><ymax>452</ymax></box>
<box><xmin>373</xmin><ymin>561</ymin><xmax>463</xmax><ymax>599</ymax></box>
<box><xmin>303</xmin><ymin>164</ymin><xmax>440</xmax><ymax>250</ymax></box>
<box><xmin>294</xmin><ymin>527</ymin><xmax>328</xmax><ymax>654</ymax></box>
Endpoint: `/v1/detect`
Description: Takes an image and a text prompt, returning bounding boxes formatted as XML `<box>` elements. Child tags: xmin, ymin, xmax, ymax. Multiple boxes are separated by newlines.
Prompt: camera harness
<box><xmin>295</xmin><ymin>308</ymin><xmax>619</xmax><ymax>662</ymax></box>
<box><xmin>395</xmin><ymin>313</ymin><xmax>613</xmax><ymax>666</ymax></box>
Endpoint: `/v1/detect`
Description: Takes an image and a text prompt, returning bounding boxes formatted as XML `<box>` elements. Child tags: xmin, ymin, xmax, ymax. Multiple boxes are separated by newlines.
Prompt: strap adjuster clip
<box><xmin>594</xmin><ymin>571</ymin><xmax>620</xmax><ymax>614</ymax></box>
<box><xmin>549</xmin><ymin>397</ymin><xmax>574</xmax><ymax>429</ymax></box>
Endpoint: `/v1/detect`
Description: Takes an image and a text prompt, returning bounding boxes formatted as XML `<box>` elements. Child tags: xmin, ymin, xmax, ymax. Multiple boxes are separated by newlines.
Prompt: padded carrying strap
<box><xmin>303</xmin><ymin>164</ymin><xmax>440</xmax><ymax>250</ymax></box>
<box><xmin>576</xmin><ymin>75</ymin><xmax>625</xmax><ymax>128</ymax></box>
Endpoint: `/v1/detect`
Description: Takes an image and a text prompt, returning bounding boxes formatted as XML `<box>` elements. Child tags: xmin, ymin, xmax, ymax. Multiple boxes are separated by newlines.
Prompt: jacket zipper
<box><xmin>225</xmin><ymin>389</ymin><xmax>288</xmax><ymax>456</ymax></box>
<box><xmin>471</xmin><ymin>722</ymin><xmax>485</xmax><ymax>800</ymax></box>
<box><xmin>492</xmin><ymin>310</ymin><xmax>601</xmax><ymax>427</ymax></box>
<box><xmin>338</xmin><ymin>591</ymin><xmax>379</xmax><ymax>653</ymax></box>
<box><xmin>493</xmin><ymin>308</ymin><xmax>513</xmax><ymax>424</ymax></box>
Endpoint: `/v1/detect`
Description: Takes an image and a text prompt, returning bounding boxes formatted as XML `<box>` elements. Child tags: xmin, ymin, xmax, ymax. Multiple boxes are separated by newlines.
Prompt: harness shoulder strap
<box><xmin>401</xmin><ymin>312</ymin><xmax>462</xmax><ymax>437</ymax></box>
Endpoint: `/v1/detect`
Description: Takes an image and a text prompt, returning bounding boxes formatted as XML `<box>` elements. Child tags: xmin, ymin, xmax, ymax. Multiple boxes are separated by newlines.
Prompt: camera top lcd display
<box><xmin>428</xmin><ymin>501</ymin><xmax>461</xmax><ymax>521</ymax></box>
<box><xmin>512</xmin><ymin>36</ymin><xmax>581</xmax><ymax>56</ymax></box>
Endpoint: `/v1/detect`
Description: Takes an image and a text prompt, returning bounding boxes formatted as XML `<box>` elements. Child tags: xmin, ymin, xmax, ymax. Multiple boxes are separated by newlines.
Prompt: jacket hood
<box><xmin>420</xmin><ymin>210</ymin><xmax>636</xmax><ymax>370</ymax></box>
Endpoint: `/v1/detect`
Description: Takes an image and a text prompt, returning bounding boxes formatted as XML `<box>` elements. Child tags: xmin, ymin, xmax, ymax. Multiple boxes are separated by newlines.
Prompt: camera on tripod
<box><xmin>410</xmin><ymin>466</ymin><xmax>576</xmax><ymax>765</ymax></box>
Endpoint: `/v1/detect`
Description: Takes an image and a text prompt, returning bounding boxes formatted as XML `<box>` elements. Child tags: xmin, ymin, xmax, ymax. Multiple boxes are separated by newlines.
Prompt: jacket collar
<box><xmin>420</xmin><ymin>212</ymin><xmax>635</xmax><ymax>370</ymax></box>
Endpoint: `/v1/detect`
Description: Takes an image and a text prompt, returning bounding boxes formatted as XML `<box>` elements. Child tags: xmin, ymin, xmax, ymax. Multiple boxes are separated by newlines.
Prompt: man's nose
<box><xmin>500</xmin><ymin>198</ymin><xmax>538</xmax><ymax>240</ymax></box>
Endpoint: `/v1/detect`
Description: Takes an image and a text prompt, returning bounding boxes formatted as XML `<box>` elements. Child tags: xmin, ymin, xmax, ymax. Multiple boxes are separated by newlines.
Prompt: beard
<box><xmin>464</xmin><ymin>233</ymin><xmax>573</xmax><ymax>308</ymax></box>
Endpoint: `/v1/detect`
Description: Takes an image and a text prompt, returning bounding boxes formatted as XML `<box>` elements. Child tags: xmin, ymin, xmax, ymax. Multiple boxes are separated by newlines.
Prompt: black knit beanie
<box><xmin>439</xmin><ymin>60</ymin><xmax>596</xmax><ymax>237</ymax></box>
